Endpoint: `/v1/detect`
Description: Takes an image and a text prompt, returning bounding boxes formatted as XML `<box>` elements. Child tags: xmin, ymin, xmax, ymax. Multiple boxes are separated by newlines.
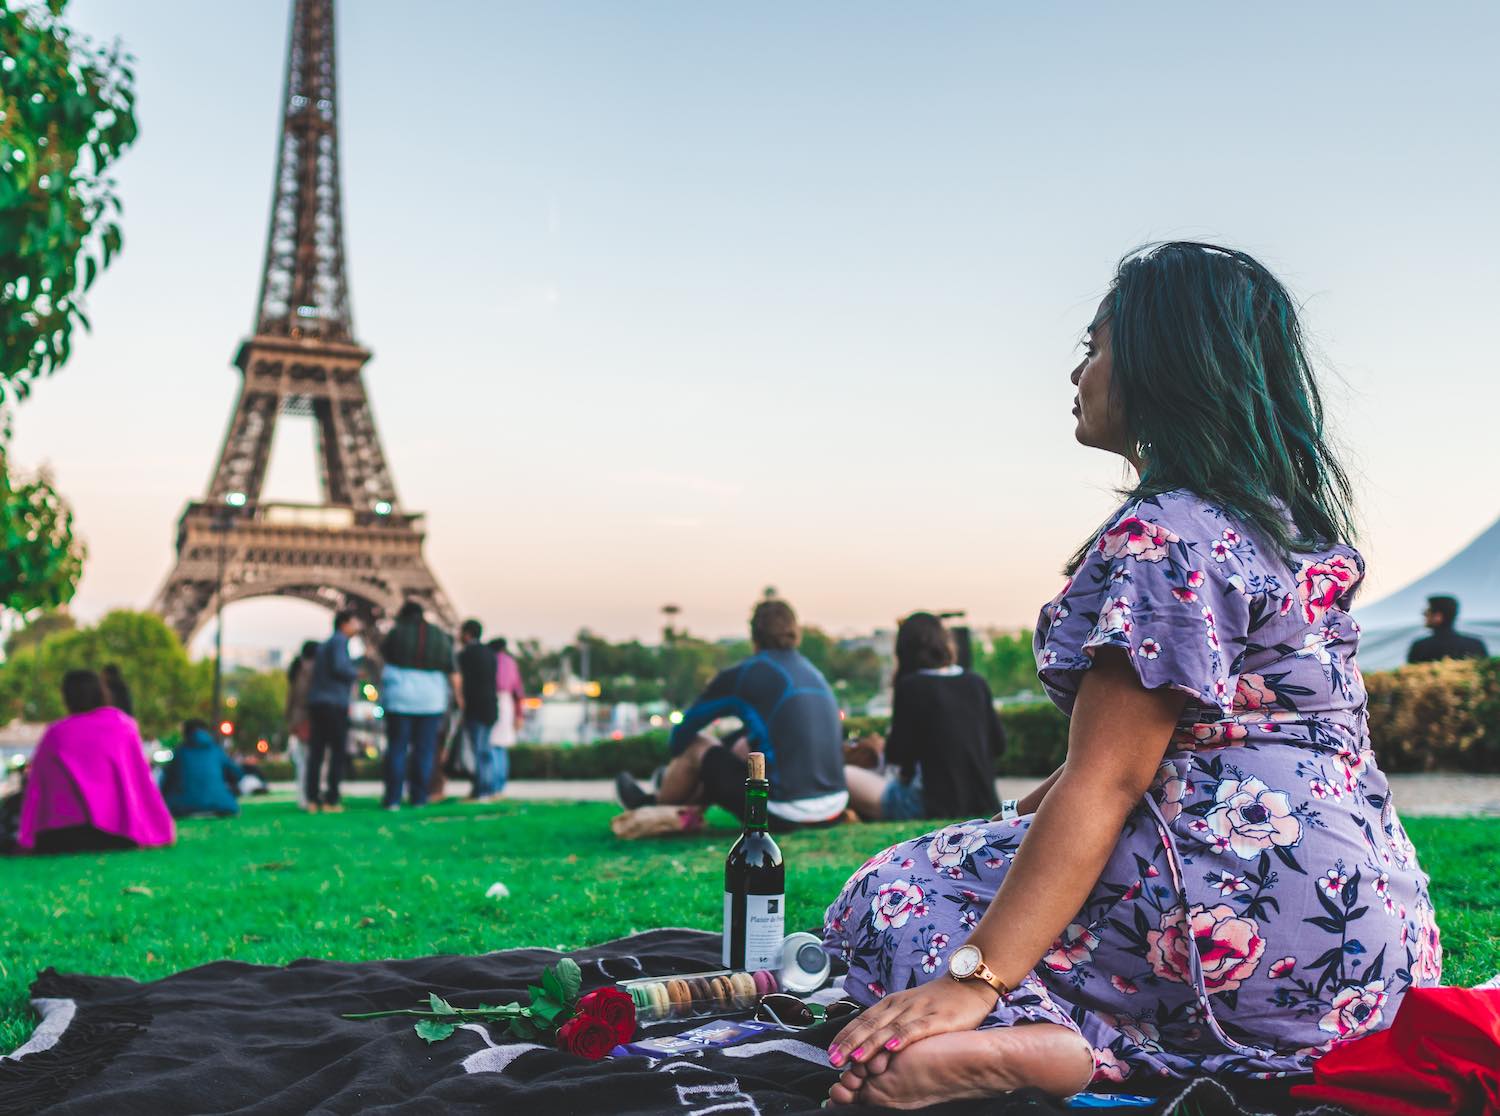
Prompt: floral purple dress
<box><xmin>822</xmin><ymin>489</ymin><xmax>1441</xmax><ymax>1084</ymax></box>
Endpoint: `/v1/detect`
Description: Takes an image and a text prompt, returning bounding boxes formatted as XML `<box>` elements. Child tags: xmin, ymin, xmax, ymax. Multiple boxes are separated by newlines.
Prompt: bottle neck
<box><xmin>744</xmin><ymin>777</ymin><xmax>769</xmax><ymax>831</ymax></box>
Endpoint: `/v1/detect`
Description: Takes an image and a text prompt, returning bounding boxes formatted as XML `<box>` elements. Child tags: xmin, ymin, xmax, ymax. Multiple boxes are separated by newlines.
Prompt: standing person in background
<box><xmin>380</xmin><ymin>600</ymin><xmax>456</xmax><ymax>810</ymax></box>
<box><xmin>306</xmin><ymin>611</ymin><xmax>362</xmax><ymax>814</ymax></box>
<box><xmin>101</xmin><ymin>664</ymin><xmax>133</xmax><ymax>719</ymax></box>
<box><xmin>1406</xmin><ymin>595</ymin><xmax>1489</xmax><ymax>664</ymax></box>
<box><xmin>455</xmin><ymin>621</ymin><xmax>499</xmax><ymax>800</ymax></box>
<box><xmin>491</xmin><ymin>636</ymin><xmax>526</xmax><ymax>792</ymax></box>
<box><xmin>844</xmin><ymin>612</ymin><xmax>1004</xmax><ymax>821</ymax></box>
<box><xmin>284</xmin><ymin>640</ymin><xmax>319</xmax><ymax>808</ymax></box>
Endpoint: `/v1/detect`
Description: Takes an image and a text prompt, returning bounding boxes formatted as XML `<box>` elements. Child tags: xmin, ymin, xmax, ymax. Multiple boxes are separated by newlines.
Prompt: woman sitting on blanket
<box><xmin>843</xmin><ymin>612</ymin><xmax>1003</xmax><ymax>822</ymax></box>
<box><xmin>16</xmin><ymin>669</ymin><xmax>175</xmax><ymax>854</ymax></box>
<box><xmin>820</xmin><ymin>242</ymin><xmax>1442</xmax><ymax>1107</ymax></box>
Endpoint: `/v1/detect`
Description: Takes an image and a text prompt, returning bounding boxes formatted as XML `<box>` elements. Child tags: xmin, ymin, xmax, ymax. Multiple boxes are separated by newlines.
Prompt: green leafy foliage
<box><xmin>0</xmin><ymin>609</ymin><xmax>210</xmax><ymax>738</ymax></box>
<box><xmin>223</xmin><ymin>667</ymin><xmax>288</xmax><ymax>750</ymax></box>
<box><xmin>0</xmin><ymin>454</ymin><xmax>83</xmax><ymax>614</ymax></box>
<box><xmin>413</xmin><ymin>1019</ymin><xmax>455</xmax><ymax>1044</ymax></box>
<box><xmin>1</xmin><ymin>0</ymin><xmax>138</xmax><ymax>401</ymax></box>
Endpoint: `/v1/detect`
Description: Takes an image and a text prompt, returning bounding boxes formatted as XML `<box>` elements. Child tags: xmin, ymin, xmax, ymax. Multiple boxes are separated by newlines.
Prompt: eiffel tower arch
<box><xmin>154</xmin><ymin>0</ymin><xmax>454</xmax><ymax>644</ymax></box>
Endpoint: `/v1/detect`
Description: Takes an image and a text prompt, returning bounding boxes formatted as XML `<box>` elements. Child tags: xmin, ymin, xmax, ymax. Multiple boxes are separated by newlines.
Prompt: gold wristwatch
<box><xmin>947</xmin><ymin>944</ymin><xmax>1010</xmax><ymax>997</ymax></box>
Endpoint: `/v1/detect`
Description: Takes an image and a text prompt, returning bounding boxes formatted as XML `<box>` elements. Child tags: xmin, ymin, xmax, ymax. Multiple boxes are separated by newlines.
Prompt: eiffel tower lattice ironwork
<box><xmin>154</xmin><ymin>0</ymin><xmax>454</xmax><ymax>643</ymax></box>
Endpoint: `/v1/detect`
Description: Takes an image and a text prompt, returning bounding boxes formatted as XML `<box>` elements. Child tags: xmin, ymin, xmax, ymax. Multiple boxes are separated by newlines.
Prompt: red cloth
<box><xmin>1291</xmin><ymin>987</ymin><xmax>1500</xmax><ymax>1115</ymax></box>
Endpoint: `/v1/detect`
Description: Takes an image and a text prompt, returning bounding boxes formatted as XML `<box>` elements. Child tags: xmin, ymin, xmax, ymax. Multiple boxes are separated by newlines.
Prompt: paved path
<box><xmin>272</xmin><ymin>773</ymin><xmax>1500</xmax><ymax>817</ymax></box>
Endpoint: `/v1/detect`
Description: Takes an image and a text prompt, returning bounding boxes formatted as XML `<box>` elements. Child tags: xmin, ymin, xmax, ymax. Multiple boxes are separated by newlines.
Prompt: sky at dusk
<box><xmin>13</xmin><ymin>1</ymin><xmax>1500</xmax><ymax>652</ymax></box>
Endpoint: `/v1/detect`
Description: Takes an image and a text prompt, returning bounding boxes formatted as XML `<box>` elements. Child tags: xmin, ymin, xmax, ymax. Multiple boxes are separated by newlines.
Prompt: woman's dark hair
<box><xmin>182</xmin><ymin>718</ymin><xmax>210</xmax><ymax>740</ymax></box>
<box><xmin>1068</xmin><ymin>241</ymin><xmax>1357</xmax><ymax>572</ymax></box>
<box><xmin>101</xmin><ymin>663</ymin><xmax>133</xmax><ymax>716</ymax></box>
<box><xmin>893</xmin><ymin>612</ymin><xmax>956</xmax><ymax>682</ymax></box>
<box><xmin>61</xmin><ymin>669</ymin><xmax>107</xmax><ymax>715</ymax></box>
<box><xmin>287</xmin><ymin>639</ymin><xmax>320</xmax><ymax>682</ymax></box>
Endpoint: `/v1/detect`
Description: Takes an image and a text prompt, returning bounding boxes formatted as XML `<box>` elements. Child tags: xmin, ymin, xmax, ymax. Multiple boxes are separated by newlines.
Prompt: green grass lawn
<box><xmin>3</xmin><ymin>798</ymin><xmax>1496</xmax><ymax>1053</ymax></box>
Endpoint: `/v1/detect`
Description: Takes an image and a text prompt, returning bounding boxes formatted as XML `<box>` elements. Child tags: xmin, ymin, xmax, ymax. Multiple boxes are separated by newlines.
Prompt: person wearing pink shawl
<box><xmin>17</xmin><ymin>670</ymin><xmax>175</xmax><ymax>854</ymax></box>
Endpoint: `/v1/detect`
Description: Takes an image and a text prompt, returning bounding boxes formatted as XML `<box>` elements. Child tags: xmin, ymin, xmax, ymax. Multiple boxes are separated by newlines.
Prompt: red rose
<box><xmin>575</xmin><ymin>986</ymin><xmax>637</xmax><ymax>1044</ymax></box>
<box><xmin>556</xmin><ymin>1012</ymin><xmax>619</xmax><ymax>1060</ymax></box>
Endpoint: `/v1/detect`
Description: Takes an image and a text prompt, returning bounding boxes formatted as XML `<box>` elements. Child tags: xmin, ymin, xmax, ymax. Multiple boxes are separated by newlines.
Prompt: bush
<box><xmin>243</xmin><ymin>664</ymin><xmax>1500</xmax><ymax>784</ymax></box>
<box><xmin>1365</xmin><ymin>659</ymin><xmax>1498</xmax><ymax>773</ymax></box>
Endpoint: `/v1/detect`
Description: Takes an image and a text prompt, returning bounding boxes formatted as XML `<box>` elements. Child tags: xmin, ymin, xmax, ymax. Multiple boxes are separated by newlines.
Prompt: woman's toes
<box><xmin>838</xmin><ymin>1068</ymin><xmax>865</xmax><ymax>1092</ymax></box>
<box><xmin>828</xmin><ymin>1081</ymin><xmax>860</xmax><ymax>1106</ymax></box>
<box><xmin>861</xmin><ymin>1050</ymin><xmax>892</xmax><ymax>1076</ymax></box>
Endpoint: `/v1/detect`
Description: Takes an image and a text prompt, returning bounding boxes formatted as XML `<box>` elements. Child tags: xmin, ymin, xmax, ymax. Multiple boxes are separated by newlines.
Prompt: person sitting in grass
<box><xmin>843</xmin><ymin>612</ymin><xmax>1003</xmax><ymax>822</ymax></box>
<box><xmin>615</xmin><ymin>598</ymin><xmax>848</xmax><ymax>830</ymax></box>
<box><xmin>16</xmin><ymin>669</ymin><xmax>175</xmax><ymax>854</ymax></box>
<box><xmin>820</xmin><ymin>243</ymin><xmax>1442</xmax><ymax>1107</ymax></box>
<box><xmin>161</xmin><ymin>719</ymin><xmax>244</xmax><ymax>818</ymax></box>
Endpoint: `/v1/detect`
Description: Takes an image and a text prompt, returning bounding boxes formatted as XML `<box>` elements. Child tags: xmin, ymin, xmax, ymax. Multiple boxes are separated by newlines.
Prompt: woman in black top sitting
<box><xmin>846</xmin><ymin>613</ymin><xmax>1004</xmax><ymax>821</ymax></box>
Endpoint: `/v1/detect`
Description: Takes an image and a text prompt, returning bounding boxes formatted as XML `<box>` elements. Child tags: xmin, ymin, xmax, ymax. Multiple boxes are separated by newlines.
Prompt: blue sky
<box><xmin>15</xmin><ymin>0</ymin><xmax>1500</xmax><ymax>648</ymax></box>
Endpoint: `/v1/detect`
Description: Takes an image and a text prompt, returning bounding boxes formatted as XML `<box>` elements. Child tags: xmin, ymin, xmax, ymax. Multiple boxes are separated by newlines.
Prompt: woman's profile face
<box><xmin>1070</xmin><ymin>295</ymin><xmax>1132</xmax><ymax>461</ymax></box>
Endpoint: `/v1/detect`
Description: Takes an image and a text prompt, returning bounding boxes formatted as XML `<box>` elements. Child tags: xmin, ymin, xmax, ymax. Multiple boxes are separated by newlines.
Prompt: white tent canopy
<box><xmin>1353</xmin><ymin>513</ymin><xmax>1500</xmax><ymax>671</ymax></box>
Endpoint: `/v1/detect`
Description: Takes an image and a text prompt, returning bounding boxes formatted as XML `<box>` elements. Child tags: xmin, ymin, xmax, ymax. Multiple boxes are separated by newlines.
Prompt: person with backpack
<box><xmin>380</xmin><ymin>600</ymin><xmax>457</xmax><ymax>810</ymax></box>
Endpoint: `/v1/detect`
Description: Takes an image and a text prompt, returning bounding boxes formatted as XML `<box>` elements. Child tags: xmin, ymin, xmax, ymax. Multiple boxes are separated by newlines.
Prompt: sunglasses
<box><xmin>754</xmin><ymin>993</ymin><xmax>862</xmax><ymax>1030</ymax></box>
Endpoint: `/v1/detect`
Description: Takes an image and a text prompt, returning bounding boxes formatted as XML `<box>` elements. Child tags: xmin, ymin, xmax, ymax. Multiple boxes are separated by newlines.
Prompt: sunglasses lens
<box><xmin>826</xmin><ymin>999</ymin><xmax>861</xmax><ymax>1022</ymax></box>
<box><xmin>757</xmin><ymin>994</ymin><xmax>814</xmax><ymax>1027</ymax></box>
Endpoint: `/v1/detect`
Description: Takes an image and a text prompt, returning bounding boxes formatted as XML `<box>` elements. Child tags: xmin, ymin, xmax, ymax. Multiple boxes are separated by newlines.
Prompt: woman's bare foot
<box><xmin>827</xmin><ymin>1024</ymin><xmax>1092</xmax><ymax>1109</ymax></box>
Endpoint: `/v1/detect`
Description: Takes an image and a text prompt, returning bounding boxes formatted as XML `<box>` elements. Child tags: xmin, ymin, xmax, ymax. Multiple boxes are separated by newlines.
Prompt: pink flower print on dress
<box><xmin>1201</xmin><ymin>606</ymin><xmax>1221</xmax><ymax>652</ymax></box>
<box><xmin>1116</xmin><ymin>1018</ymin><xmax>1163</xmax><ymax>1054</ymax></box>
<box><xmin>1172</xmin><ymin>721</ymin><xmax>1249</xmax><ymax>750</ymax></box>
<box><xmin>1204</xmin><ymin>776</ymin><xmax>1302</xmax><ymax>859</ymax></box>
<box><xmin>1414</xmin><ymin>903</ymin><xmax>1443</xmax><ymax>984</ymax></box>
<box><xmin>1172</xmin><ymin>587</ymin><xmax>1198</xmax><ymax>604</ymax></box>
<box><xmin>1043</xmin><ymin>923</ymin><xmax>1102</xmax><ymax>973</ymax></box>
<box><xmin>851</xmin><ymin>846</ymin><xmax>897</xmax><ymax>884</ymax></box>
<box><xmin>1145</xmin><ymin>904</ymin><xmax>1265</xmax><ymax>993</ymax></box>
<box><xmin>1318</xmin><ymin>981</ymin><xmax>1388</xmax><ymax>1039</ymax></box>
<box><xmin>1296</xmin><ymin>554</ymin><xmax>1360</xmax><ymax>625</ymax></box>
<box><xmin>870</xmin><ymin>879</ymin><xmax>927</xmax><ymax>930</ymax></box>
<box><xmin>926</xmin><ymin>823</ymin><xmax>989</xmax><ymax>869</ymax></box>
<box><xmin>1110</xmin><ymin>975</ymin><xmax>1139</xmax><ymax>995</ymax></box>
<box><xmin>1269</xmin><ymin>956</ymin><xmax>1297</xmax><ymax>978</ymax></box>
<box><xmin>1210</xmin><ymin>871</ymin><xmax>1250</xmax><ymax>896</ymax></box>
<box><xmin>1153</xmin><ymin>762</ymin><xmax>1191</xmax><ymax>822</ymax></box>
<box><xmin>1092</xmin><ymin>1048</ymin><xmax>1130</xmax><ymax>1083</ymax></box>
<box><xmin>1318</xmin><ymin>869</ymin><xmax>1349</xmax><ymax>899</ymax></box>
<box><xmin>1098</xmin><ymin>517</ymin><xmax>1180</xmax><ymax>563</ymax></box>
<box><xmin>1210</xmin><ymin>540</ymin><xmax>1232</xmax><ymax>562</ymax></box>
<box><xmin>1137</xmin><ymin>637</ymin><xmax>1162</xmax><ymax>660</ymax></box>
<box><xmin>1233</xmin><ymin>673</ymin><xmax>1275</xmax><ymax>713</ymax></box>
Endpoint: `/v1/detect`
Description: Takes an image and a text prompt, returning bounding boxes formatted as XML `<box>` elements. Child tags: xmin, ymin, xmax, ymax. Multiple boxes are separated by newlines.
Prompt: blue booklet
<box><xmin>610</xmin><ymin>1018</ymin><xmax>784</xmax><ymax>1058</ymax></box>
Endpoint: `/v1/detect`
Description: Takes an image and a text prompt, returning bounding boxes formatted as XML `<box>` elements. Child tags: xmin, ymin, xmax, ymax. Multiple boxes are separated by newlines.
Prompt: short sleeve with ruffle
<box><xmin>1033</xmin><ymin>492</ymin><xmax>1252</xmax><ymax>718</ymax></box>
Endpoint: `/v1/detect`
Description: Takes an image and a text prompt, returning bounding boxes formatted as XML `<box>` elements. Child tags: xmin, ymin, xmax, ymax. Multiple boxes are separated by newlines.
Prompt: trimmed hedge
<box><xmin>244</xmin><ymin>662</ymin><xmax>1500</xmax><ymax>783</ymax></box>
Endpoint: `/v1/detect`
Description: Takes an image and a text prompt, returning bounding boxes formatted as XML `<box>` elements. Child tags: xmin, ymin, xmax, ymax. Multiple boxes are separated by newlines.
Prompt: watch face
<box><xmin>949</xmin><ymin>945</ymin><xmax>980</xmax><ymax>978</ymax></box>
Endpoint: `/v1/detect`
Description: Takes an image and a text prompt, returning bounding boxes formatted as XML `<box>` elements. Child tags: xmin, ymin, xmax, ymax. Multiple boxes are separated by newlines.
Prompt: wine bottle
<box><xmin>723</xmin><ymin>752</ymin><xmax>785</xmax><ymax>970</ymax></box>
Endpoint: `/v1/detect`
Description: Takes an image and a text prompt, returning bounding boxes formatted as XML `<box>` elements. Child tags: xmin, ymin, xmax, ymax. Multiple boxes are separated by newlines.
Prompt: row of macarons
<box><xmin>621</xmin><ymin>969</ymin><xmax>781</xmax><ymax>1020</ymax></box>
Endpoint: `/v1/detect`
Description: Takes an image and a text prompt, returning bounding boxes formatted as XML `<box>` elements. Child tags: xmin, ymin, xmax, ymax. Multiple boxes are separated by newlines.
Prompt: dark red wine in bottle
<box><xmin>723</xmin><ymin>752</ymin><xmax>785</xmax><ymax>970</ymax></box>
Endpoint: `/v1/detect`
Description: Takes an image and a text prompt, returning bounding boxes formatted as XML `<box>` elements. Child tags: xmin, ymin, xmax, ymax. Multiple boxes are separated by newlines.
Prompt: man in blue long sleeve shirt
<box><xmin>305</xmin><ymin>609</ymin><xmax>362</xmax><ymax>811</ymax></box>
<box><xmin>616</xmin><ymin>600</ymin><xmax>848</xmax><ymax>829</ymax></box>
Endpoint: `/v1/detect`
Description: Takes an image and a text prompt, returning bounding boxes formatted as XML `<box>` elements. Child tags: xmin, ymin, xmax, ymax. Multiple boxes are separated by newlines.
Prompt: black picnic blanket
<box><xmin>0</xmin><ymin>929</ymin><xmax>1352</xmax><ymax>1115</ymax></box>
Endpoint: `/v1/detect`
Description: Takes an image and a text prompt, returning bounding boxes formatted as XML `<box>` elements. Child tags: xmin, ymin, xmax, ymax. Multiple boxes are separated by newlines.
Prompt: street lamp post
<box><xmin>210</xmin><ymin>492</ymin><xmax>247</xmax><ymax>734</ymax></box>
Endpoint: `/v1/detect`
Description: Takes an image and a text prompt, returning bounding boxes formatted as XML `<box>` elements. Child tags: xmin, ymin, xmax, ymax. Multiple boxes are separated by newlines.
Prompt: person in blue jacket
<box><xmin>161</xmin><ymin>720</ymin><xmax>244</xmax><ymax>818</ymax></box>
<box><xmin>615</xmin><ymin>598</ymin><xmax>848</xmax><ymax>829</ymax></box>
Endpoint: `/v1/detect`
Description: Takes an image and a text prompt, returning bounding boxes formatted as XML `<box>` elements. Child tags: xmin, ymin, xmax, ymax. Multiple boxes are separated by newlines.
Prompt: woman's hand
<box><xmin>827</xmin><ymin>977</ymin><xmax>995</xmax><ymax>1073</ymax></box>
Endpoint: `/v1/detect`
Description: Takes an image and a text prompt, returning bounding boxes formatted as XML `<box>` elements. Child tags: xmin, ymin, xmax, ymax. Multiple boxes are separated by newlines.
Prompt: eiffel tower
<box><xmin>154</xmin><ymin>0</ymin><xmax>454</xmax><ymax>643</ymax></box>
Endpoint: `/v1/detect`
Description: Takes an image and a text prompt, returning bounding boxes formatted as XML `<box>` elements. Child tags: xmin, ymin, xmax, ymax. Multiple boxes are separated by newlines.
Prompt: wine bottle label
<box><xmin>723</xmin><ymin>891</ymin><xmax>785</xmax><ymax>970</ymax></box>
